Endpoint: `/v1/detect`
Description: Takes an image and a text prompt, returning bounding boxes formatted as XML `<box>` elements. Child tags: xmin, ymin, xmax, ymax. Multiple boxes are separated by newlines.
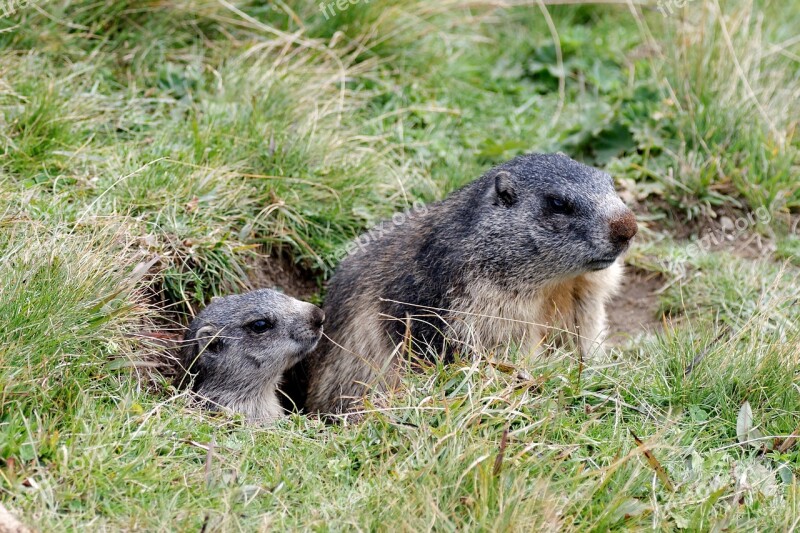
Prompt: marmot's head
<box><xmin>468</xmin><ymin>153</ymin><xmax>637</xmax><ymax>284</ymax></box>
<box><xmin>179</xmin><ymin>289</ymin><xmax>324</xmax><ymax>410</ymax></box>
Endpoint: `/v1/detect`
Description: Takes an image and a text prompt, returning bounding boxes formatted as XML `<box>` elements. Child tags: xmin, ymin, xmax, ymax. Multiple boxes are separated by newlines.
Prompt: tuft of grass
<box><xmin>1</xmin><ymin>79</ymin><xmax>75</xmax><ymax>181</ymax></box>
<box><xmin>636</xmin><ymin>0</ymin><xmax>800</xmax><ymax>218</ymax></box>
<box><xmin>0</xmin><ymin>220</ymin><xmax>148</xmax><ymax>468</ymax></box>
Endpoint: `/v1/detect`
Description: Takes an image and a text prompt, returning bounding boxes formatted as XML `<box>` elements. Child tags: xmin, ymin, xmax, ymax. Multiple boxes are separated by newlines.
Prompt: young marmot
<box><xmin>180</xmin><ymin>289</ymin><xmax>324</xmax><ymax>423</ymax></box>
<box><xmin>293</xmin><ymin>153</ymin><xmax>637</xmax><ymax>415</ymax></box>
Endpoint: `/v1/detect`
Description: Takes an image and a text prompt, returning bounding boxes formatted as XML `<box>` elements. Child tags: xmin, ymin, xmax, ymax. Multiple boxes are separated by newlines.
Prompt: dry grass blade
<box><xmin>684</xmin><ymin>329</ymin><xmax>728</xmax><ymax>377</ymax></box>
<box><xmin>631</xmin><ymin>432</ymin><xmax>675</xmax><ymax>492</ymax></box>
<box><xmin>493</xmin><ymin>428</ymin><xmax>509</xmax><ymax>477</ymax></box>
<box><xmin>204</xmin><ymin>436</ymin><xmax>216</xmax><ymax>488</ymax></box>
<box><xmin>776</xmin><ymin>423</ymin><xmax>800</xmax><ymax>453</ymax></box>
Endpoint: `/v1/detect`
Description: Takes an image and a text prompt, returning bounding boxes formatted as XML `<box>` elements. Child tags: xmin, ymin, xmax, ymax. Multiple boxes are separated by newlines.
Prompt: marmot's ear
<box><xmin>195</xmin><ymin>325</ymin><xmax>223</xmax><ymax>356</ymax></box>
<box><xmin>183</xmin><ymin>325</ymin><xmax>222</xmax><ymax>369</ymax></box>
<box><xmin>178</xmin><ymin>324</ymin><xmax>220</xmax><ymax>389</ymax></box>
<box><xmin>494</xmin><ymin>171</ymin><xmax>517</xmax><ymax>207</ymax></box>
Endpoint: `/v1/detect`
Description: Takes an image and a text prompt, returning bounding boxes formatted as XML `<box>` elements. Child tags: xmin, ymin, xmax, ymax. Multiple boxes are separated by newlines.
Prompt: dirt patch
<box><xmin>698</xmin><ymin>225</ymin><xmax>776</xmax><ymax>260</ymax></box>
<box><xmin>605</xmin><ymin>267</ymin><xmax>667</xmax><ymax>345</ymax></box>
<box><xmin>638</xmin><ymin>202</ymin><xmax>779</xmax><ymax>261</ymax></box>
<box><xmin>242</xmin><ymin>251</ymin><xmax>321</xmax><ymax>301</ymax></box>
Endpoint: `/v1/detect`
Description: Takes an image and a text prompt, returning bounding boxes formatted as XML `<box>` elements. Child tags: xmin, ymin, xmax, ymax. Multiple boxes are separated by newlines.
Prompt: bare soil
<box><xmin>605</xmin><ymin>268</ymin><xmax>666</xmax><ymax>344</ymax></box>
<box><xmin>244</xmin><ymin>252</ymin><xmax>321</xmax><ymax>301</ymax></box>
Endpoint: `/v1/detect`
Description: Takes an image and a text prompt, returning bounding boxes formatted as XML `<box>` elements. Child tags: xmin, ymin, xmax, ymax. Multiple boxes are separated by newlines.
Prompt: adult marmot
<box><xmin>297</xmin><ymin>153</ymin><xmax>637</xmax><ymax>415</ymax></box>
<box><xmin>180</xmin><ymin>289</ymin><xmax>324</xmax><ymax>423</ymax></box>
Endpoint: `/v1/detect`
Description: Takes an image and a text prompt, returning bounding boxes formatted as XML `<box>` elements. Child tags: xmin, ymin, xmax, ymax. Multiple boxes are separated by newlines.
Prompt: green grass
<box><xmin>1</xmin><ymin>0</ymin><xmax>799</xmax><ymax>529</ymax></box>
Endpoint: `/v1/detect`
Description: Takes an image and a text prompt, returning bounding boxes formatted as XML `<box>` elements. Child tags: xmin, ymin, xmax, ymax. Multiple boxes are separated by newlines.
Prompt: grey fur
<box><xmin>293</xmin><ymin>153</ymin><xmax>637</xmax><ymax>415</ymax></box>
<box><xmin>180</xmin><ymin>289</ymin><xmax>324</xmax><ymax>423</ymax></box>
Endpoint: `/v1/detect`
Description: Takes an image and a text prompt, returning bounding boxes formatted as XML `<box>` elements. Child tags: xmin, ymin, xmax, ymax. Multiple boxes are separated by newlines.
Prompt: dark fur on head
<box><xmin>287</xmin><ymin>153</ymin><xmax>637</xmax><ymax>415</ymax></box>
<box><xmin>180</xmin><ymin>289</ymin><xmax>324</xmax><ymax>422</ymax></box>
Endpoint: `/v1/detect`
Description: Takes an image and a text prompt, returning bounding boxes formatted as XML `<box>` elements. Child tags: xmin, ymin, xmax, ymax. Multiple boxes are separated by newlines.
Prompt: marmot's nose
<box><xmin>609</xmin><ymin>210</ymin><xmax>638</xmax><ymax>244</ymax></box>
<box><xmin>310</xmin><ymin>307</ymin><xmax>325</xmax><ymax>330</ymax></box>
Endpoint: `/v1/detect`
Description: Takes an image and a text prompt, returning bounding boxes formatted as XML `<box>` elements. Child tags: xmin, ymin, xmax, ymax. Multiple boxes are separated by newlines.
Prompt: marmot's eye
<box><xmin>546</xmin><ymin>196</ymin><xmax>573</xmax><ymax>215</ymax></box>
<box><xmin>247</xmin><ymin>319</ymin><xmax>274</xmax><ymax>333</ymax></box>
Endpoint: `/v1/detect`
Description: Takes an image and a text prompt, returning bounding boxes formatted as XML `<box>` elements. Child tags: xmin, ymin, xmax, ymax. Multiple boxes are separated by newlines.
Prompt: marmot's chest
<box><xmin>448</xmin><ymin>275</ymin><xmax>593</xmax><ymax>354</ymax></box>
<box><xmin>208</xmin><ymin>382</ymin><xmax>283</xmax><ymax>423</ymax></box>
